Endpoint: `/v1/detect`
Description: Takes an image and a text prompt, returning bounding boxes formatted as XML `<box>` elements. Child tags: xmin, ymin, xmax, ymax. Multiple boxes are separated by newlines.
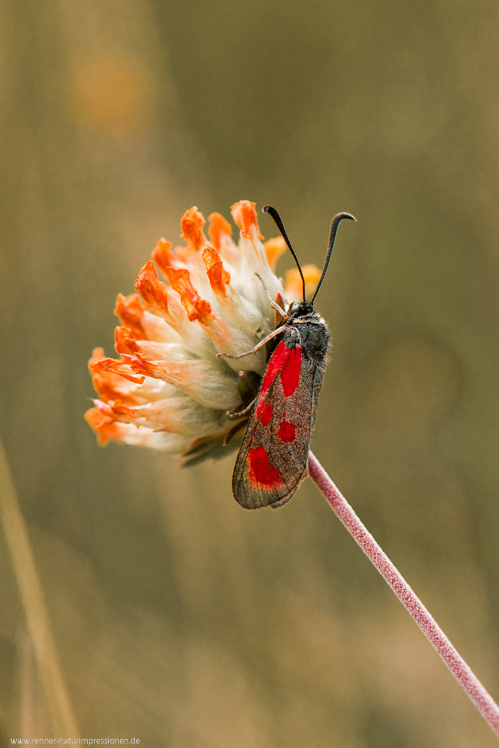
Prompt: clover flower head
<box><xmin>85</xmin><ymin>201</ymin><xmax>321</xmax><ymax>465</ymax></box>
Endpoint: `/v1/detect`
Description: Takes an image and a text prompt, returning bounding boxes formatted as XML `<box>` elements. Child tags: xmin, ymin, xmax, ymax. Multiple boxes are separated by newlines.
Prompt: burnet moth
<box><xmin>220</xmin><ymin>206</ymin><xmax>356</xmax><ymax>510</ymax></box>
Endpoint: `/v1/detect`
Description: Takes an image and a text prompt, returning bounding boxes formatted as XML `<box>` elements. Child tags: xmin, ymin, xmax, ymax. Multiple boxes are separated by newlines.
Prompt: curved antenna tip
<box><xmin>335</xmin><ymin>212</ymin><xmax>357</xmax><ymax>222</ymax></box>
<box><xmin>310</xmin><ymin>210</ymin><xmax>357</xmax><ymax>303</ymax></box>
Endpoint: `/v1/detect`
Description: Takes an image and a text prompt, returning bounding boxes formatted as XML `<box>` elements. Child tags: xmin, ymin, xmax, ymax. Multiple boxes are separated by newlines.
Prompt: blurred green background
<box><xmin>1</xmin><ymin>0</ymin><xmax>499</xmax><ymax>744</ymax></box>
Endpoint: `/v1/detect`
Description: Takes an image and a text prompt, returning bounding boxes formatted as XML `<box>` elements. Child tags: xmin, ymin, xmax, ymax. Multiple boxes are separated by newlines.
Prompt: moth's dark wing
<box><xmin>232</xmin><ymin>343</ymin><xmax>325</xmax><ymax>509</ymax></box>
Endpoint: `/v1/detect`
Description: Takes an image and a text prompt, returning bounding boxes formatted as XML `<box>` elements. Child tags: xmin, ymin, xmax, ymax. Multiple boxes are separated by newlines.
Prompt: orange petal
<box><xmin>88</xmin><ymin>349</ymin><xmax>139</xmax><ymax>403</ymax></box>
<box><xmin>90</xmin><ymin>357</ymin><xmax>145</xmax><ymax>384</ymax></box>
<box><xmin>135</xmin><ymin>261</ymin><xmax>169</xmax><ymax>315</ymax></box>
<box><xmin>89</xmin><ymin>367</ymin><xmax>119</xmax><ymax>402</ymax></box>
<box><xmin>92</xmin><ymin>399</ymin><xmax>137</xmax><ymax>424</ymax></box>
<box><xmin>173</xmin><ymin>245</ymin><xmax>192</xmax><ymax>264</ymax></box>
<box><xmin>121</xmin><ymin>352</ymin><xmax>167</xmax><ymax>382</ymax></box>
<box><xmin>181</xmin><ymin>206</ymin><xmax>206</xmax><ymax>251</ymax></box>
<box><xmin>231</xmin><ymin>200</ymin><xmax>263</xmax><ymax>240</ymax></box>
<box><xmin>114</xmin><ymin>326</ymin><xmax>140</xmax><ymax>355</ymax></box>
<box><xmin>84</xmin><ymin>407</ymin><xmax>123</xmax><ymax>446</ymax></box>
<box><xmin>166</xmin><ymin>267</ymin><xmax>212</xmax><ymax>323</ymax></box>
<box><xmin>264</xmin><ymin>236</ymin><xmax>287</xmax><ymax>271</ymax></box>
<box><xmin>89</xmin><ymin>370</ymin><xmax>117</xmax><ymax>403</ymax></box>
<box><xmin>91</xmin><ymin>347</ymin><xmax>105</xmax><ymax>362</ymax></box>
<box><xmin>152</xmin><ymin>238</ymin><xmax>177</xmax><ymax>276</ymax></box>
<box><xmin>208</xmin><ymin>212</ymin><xmax>232</xmax><ymax>250</ymax></box>
<box><xmin>114</xmin><ymin>293</ymin><xmax>146</xmax><ymax>339</ymax></box>
<box><xmin>202</xmin><ymin>247</ymin><xmax>231</xmax><ymax>297</ymax></box>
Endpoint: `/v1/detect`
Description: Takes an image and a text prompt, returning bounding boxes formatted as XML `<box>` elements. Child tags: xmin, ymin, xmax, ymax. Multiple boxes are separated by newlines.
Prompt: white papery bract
<box><xmin>85</xmin><ymin>201</ymin><xmax>321</xmax><ymax>465</ymax></box>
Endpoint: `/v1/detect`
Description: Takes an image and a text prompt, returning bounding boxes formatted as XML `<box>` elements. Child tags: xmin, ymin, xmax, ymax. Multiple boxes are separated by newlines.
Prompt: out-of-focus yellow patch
<box><xmin>284</xmin><ymin>264</ymin><xmax>322</xmax><ymax>302</ymax></box>
<box><xmin>264</xmin><ymin>237</ymin><xmax>287</xmax><ymax>272</ymax></box>
<box><xmin>70</xmin><ymin>54</ymin><xmax>153</xmax><ymax>136</ymax></box>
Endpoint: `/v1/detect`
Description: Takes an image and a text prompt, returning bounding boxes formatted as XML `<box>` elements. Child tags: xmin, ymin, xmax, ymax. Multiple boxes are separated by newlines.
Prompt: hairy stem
<box><xmin>308</xmin><ymin>450</ymin><xmax>499</xmax><ymax>736</ymax></box>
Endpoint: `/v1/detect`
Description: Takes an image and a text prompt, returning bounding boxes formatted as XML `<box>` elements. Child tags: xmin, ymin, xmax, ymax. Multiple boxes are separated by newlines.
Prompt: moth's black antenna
<box><xmin>311</xmin><ymin>212</ymin><xmax>356</xmax><ymax>303</ymax></box>
<box><xmin>263</xmin><ymin>205</ymin><xmax>306</xmax><ymax>303</ymax></box>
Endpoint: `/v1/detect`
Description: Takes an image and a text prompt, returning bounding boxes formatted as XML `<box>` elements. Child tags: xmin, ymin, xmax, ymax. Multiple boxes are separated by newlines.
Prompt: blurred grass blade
<box><xmin>0</xmin><ymin>697</ymin><xmax>9</xmax><ymax>748</ymax></box>
<box><xmin>0</xmin><ymin>439</ymin><xmax>78</xmax><ymax>738</ymax></box>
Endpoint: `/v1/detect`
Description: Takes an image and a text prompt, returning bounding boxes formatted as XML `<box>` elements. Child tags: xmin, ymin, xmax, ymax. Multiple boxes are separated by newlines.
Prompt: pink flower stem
<box><xmin>308</xmin><ymin>450</ymin><xmax>499</xmax><ymax>736</ymax></box>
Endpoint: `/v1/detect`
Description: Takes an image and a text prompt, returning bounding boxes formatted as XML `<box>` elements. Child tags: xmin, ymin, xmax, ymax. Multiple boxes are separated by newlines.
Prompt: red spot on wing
<box><xmin>248</xmin><ymin>447</ymin><xmax>284</xmax><ymax>487</ymax></box>
<box><xmin>260</xmin><ymin>340</ymin><xmax>287</xmax><ymax>395</ymax></box>
<box><xmin>257</xmin><ymin>401</ymin><xmax>273</xmax><ymax>426</ymax></box>
<box><xmin>278</xmin><ymin>421</ymin><xmax>296</xmax><ymax>443</ymax></box>
<box><xmin>280</xmin><ymin>346</ymin><xmax>301</xmax><ymax>396</ymax></box>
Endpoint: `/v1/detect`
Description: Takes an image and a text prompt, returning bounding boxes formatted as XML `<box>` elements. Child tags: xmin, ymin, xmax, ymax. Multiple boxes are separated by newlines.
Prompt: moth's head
<box><xmin>287</xmin><ymin>299</ymin><xmax>315</xmax><ymax>318</ymax></box>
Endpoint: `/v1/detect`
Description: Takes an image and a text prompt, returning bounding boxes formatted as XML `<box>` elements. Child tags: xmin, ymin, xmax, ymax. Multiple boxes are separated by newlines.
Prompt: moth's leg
<box><xmin>255</xmin><ymin>272</ymin><xmax>287</xmax><ymax>318</ymax></box>
<box><xmin>293</xmin><ymin>327</ymin><xmax>303</xmax><ymax>346</ymax></box>
<box><xmin>227</xmin><ymin>398</ymin><xmax>256</xmax><ymax>419</ymax></box>
<box><xmin>285</xmin><ymin>324</ymin><xmax>303</xmax><ymax>347</ymax></box>
<box><xmin>239</xmin><ymin>370</ymin><xmax>258</xmax><ymax>395</ymax></box>
<box><xmin>216</xmin><ymin>326</ymin><xmax>284</xmax><ymax>360</ymax></box>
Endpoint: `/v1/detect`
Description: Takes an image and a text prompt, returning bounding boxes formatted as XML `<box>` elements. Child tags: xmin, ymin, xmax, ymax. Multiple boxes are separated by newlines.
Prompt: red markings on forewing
<box><xmin>280</xmin><ymin>346</ymin><xmax>301</xmax><ymax>396</ymax></box>
<box><xmin>260</xmin><ymin>340</ymin><xmax>287</xmax><ymax>395</ymax></box>
<box><xmin>260</xmin><ymin>339</ymin><xmax>302</xmax><ymax>399</ymax></box>
<box><xmin>257</xmin><ymin>401</ymin><xmax>273</xmax><ymax>426</ymax></box>
<box><xmin>248</xmin><ymin>447</ymin><xmax>284</xmax><ymax>487</ymax></box>
<box><xmin>278</xmin><ymin>421</ymin><xmax>296</xmax><ymax>443</ymax></box>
